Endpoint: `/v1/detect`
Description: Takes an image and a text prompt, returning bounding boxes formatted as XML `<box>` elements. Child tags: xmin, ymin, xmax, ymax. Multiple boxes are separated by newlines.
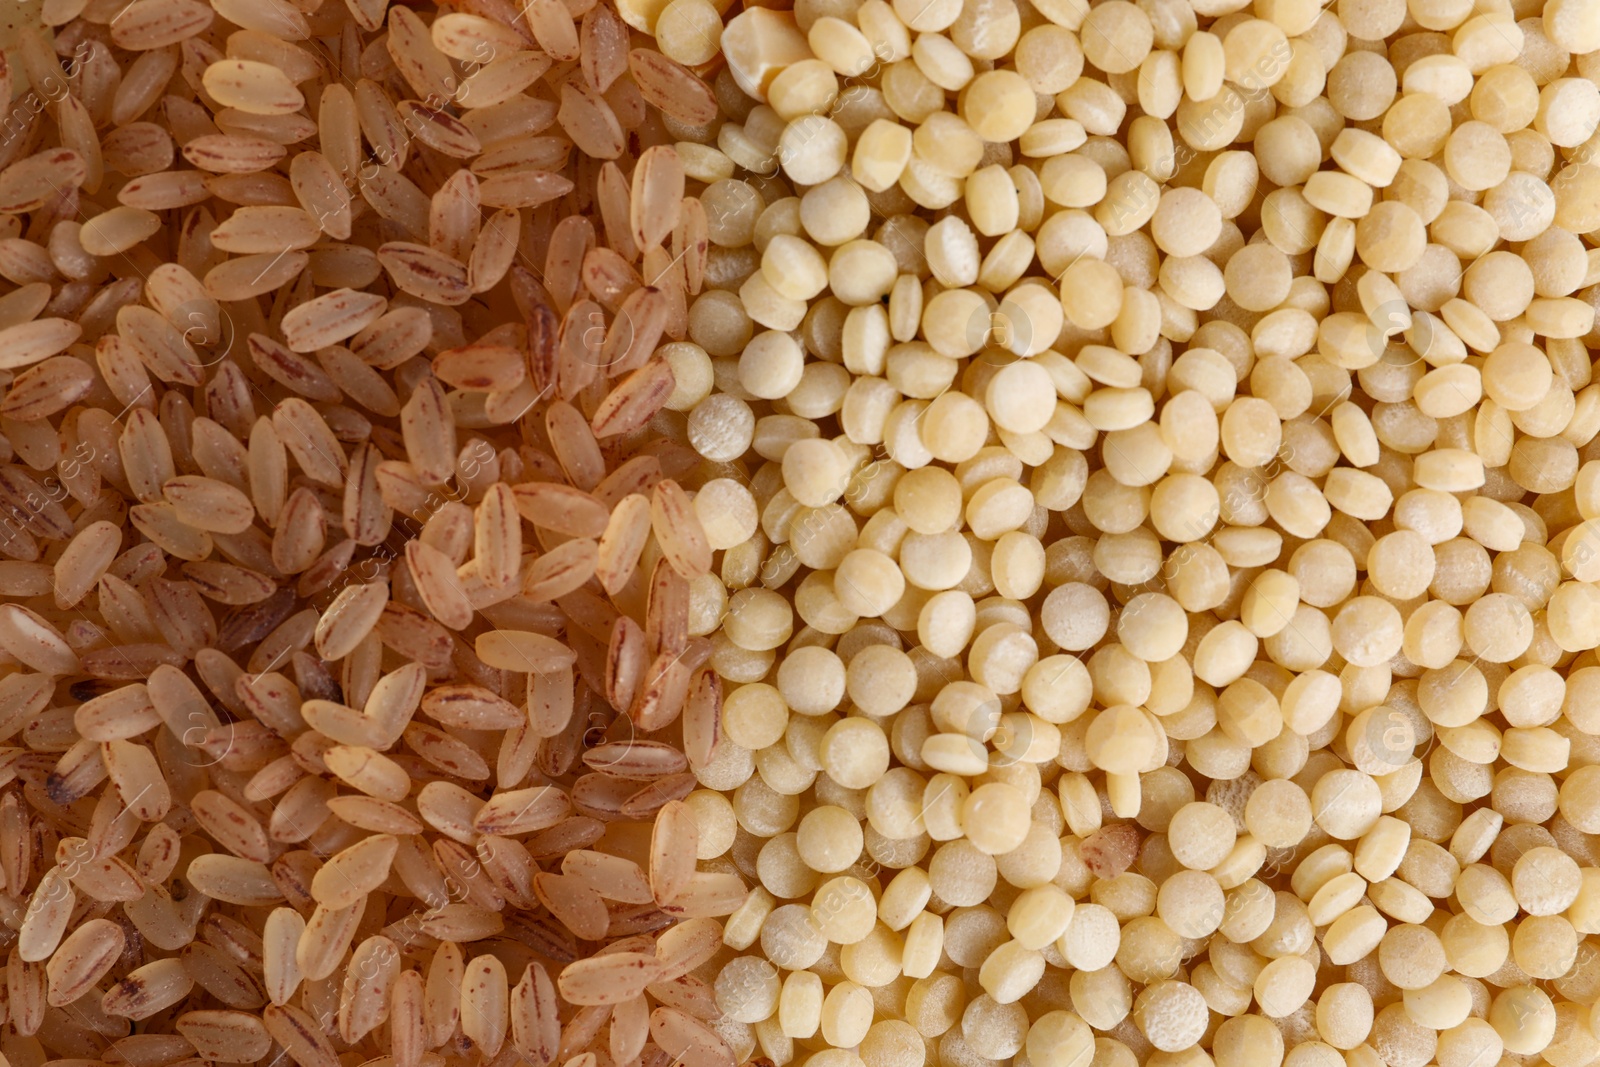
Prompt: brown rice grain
<box><xmin>103</xmin><ymin>959</ymin><xmax>195</xmax><ymax>1021</ymax></box>
<box><xmin>261</xmin><ymin>1004</ymin><xmax>339</xmax><ymax>1067</ymax></box>
<box><xmin>45</xmin><ymin>919</ymin><xmax>125</xmax><ymax>1007</ymax></box>
<box><xmin>175</xmin><ymin>1011</ymin><xmax>272</xmax><ymax>1062</ymax></box>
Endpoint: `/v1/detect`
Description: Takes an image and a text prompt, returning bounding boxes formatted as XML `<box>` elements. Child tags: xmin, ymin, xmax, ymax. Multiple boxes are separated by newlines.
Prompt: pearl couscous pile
<box><xmin>605</xmin><ymin>0</ymin><xmax>1600</xmax><ymax>1061</ymax></box>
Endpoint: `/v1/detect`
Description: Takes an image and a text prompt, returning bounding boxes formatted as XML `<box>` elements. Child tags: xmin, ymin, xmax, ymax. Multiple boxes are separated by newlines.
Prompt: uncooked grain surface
<box><xmin>2</xmin><ymin>0</ymin><xmax>1600</xmax><ymax>1062</ymax></box>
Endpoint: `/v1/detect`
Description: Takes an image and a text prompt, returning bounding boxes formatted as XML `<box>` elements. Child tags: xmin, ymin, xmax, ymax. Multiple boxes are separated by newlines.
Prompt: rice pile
<box><xmin>4</xmin><ymin>0</ymin><xmax>1600</xmax><ymax>1060</ymax></box>
<box><xmin>0</xmin><ymin>0</ymin><xmax>735</xmax><ymax>1063</ymax></box>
